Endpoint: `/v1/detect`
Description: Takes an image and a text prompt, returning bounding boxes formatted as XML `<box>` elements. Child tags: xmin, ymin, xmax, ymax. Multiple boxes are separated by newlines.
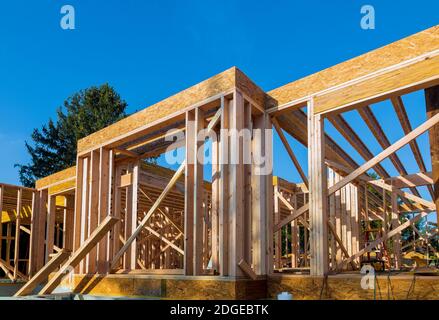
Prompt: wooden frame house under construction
<box><xmin>1</xmin><ymin>25</ymin><xmax>439</xmax><ymax>299</ymax></box>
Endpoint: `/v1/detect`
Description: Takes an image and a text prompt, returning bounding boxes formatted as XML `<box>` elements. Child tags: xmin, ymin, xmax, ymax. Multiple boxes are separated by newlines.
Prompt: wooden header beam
<box><xmin>268</xmin><ymin>25</ymin><xmax>439</xmax><ymax>115</ymax></box>
<box><xmin>77</xmin><ymin>68</ymin><xmax>270</xmax><ymax>154</ymax></box>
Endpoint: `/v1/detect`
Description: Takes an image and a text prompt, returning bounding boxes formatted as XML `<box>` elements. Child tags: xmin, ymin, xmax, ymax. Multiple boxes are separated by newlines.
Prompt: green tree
<box><xmin>16</xmin><ymin>84</ymin><xmax>128</xmax><ymax>187</ymax></box>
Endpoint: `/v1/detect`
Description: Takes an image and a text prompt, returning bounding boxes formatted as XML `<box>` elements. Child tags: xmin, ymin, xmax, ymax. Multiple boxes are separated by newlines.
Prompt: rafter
<box><xmin>391</xmin><ymin>96</ymin><xmax>435</xmax><ymax>198</ymax></box>
<box><xmin>357</xmin><ymin>105</ymin><xmax>422</xmax><ymax>198</ymax></box>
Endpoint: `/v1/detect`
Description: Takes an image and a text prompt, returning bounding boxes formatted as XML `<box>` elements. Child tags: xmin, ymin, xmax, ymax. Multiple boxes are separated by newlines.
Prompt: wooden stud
<box><xmin>184</xmin><ymin>110</ymin><xmax>195</xmax><ymax>275</ymax></box>
<box><xmin>219</xmin><ymin>96</ymin><xmax>229</xmax><ymax>276</ymax></box>
<box><xmin>329</xmin><ymin>112</ymin><xmax>439</xmax><ymax>196</ymax></box>
<box><xmin>13</xmin><ymin>188</ymin><xmax>22</xmax><ymax>280</ymax></box>
<box><xmin>45</xmin><ymin>195</ymin><xmax>56</xmax><ymax>263</ymax></box>
<box><xmin>110</xmin><ymin>161</ymin><xmax>185</xmax><ymax>270</ymax></box>
<box><xmin>425</xmin><ymin>85</ymin><xmax>439</xmax><ymax>223</ymax></box>
<box><xmin>193</xmin><ymin>107</ymin><xmax>205</xmax><ymax>275</ymax></box>
<box><xmin>14</xmin><ymin>249</ymin><xmax>70</xmax><ymax>296</ymax></box>
<box><xmin>308</xmin><ymin>99</ymin><xmax>328</xmax><ymax>276</ymax></box>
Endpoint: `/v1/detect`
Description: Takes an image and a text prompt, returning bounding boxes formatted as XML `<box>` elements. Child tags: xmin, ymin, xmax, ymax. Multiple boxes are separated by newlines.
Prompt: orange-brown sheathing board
<box><xmin>77</xmin><ymin>67</ymin><xmax>269</xmax><ymax>154</ymax></box>
<box><xmin>268</xmin><ymin>25</ymin><xmax>439</xmax><ymax>113</ymax></box>
<box><xmin>35</xmin><ymin>166</ymin><xmax>76</xmax><ymax>192</ymax></box>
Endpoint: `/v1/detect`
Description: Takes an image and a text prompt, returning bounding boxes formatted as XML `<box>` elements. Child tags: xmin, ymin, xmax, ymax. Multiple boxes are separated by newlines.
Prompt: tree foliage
<box><xmin>16</xmin><ymin>84</ymin><xmax>127</xmax><ymax>187</ymax></box>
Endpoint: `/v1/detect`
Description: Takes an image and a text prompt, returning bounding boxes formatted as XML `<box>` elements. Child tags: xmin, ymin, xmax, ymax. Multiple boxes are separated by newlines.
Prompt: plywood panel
<box><xmin>268</xmin><ymin>25</ymin><xmax>439</xmax><ymax>110</ymax></box>
<box><xmin>314</xmin><ymin>54</ymin><xmax>439</xmax><ymax>114</ymax></box>
<box><xmin>35</xmin><ymin>166</ymin><xmax>76</xmax><ymax>190</ymax></box>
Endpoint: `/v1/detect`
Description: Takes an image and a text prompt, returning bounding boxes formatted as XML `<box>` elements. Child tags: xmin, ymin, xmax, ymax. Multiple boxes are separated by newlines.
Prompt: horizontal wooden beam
<box><xmin>384</xmin><ymin>172</ymin><xmax>433</xmax><ymax>189</ymax></box>
<box><xmin>329</xmin><ymin>112</ymin><xmax>439</xmax><ymax>195</ymax></box>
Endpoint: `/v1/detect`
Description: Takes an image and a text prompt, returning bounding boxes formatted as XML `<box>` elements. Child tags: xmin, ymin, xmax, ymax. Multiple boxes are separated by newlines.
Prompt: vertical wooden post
<box><xmin>328</xmin><ymin>169</ymin><xmax>336</xmax><ymax>268</ymax></box>
<box><xmin>14</xmin><ymin>188</ymin><xmax>22</xmax><ymax>279</ymax></box>
<box><xmin>79</xmin><ymin>156</ymin><xmax>90</xmax><ymax>274</ymax></box>
<box><xmin>227</xmin><ymin>90</ymin><xmax>245</xmax><ymax>277</ymax></box>
<box><xmin>291</xmin><ymin>194</ymin><xmax>298</xmax><ymax>268</ymax></box>
<box><xmin>45</xmin><ymin>194</ymin><xmax>56</xmax><ymax>263</ymax></box>
<box><xmin>87</xmin><ymin>150</ymin><xmax>100</xmax><ymax>273</ymax></box>
<box><xmin>35</xmin><ymin>190</ymin><xmax>47</xmax><ymax>272</ymax></box>
<box><xmin>211</xmin><ymin>128</ymin><xmax>220</xmax><ymax>273</ymax></box>
<box><xmin>391</xmin><ymin>189</ymin><xmax>401</xmax><ymax>269</ymax></box>
<box><xmin>193</xmin><ymin>107</ymin><xmax>205</xmax><ymax>275</ymax></box>
<box><xmin>219</xmin><ymin>97</ymin><xmax>229</xmax><ymax>276</ymax></box>
<box><xmin>425</xmin><ymin>85</ymin><xmax>439</xmax><ymax>223</ymax></box>
<box><xmin>308</xmin><ymin>100</ymin><xmax>329</xmax><ymax>276</ymax></box>
<box><xmin>130</xmin><ymin>161</ymin><xmax>139</xmax><ymax>270</ymax></box>
<box><xmin>73</xmin><ymin>157</ymin><xmax>84</xmax><ymax>273</ymax></box>
<box><xmin>63</xmin><ymin>195</ymin><xmax>74</xmax><ymax>251</ymax></box>
<box><xmin>6</xmin><ymin>223</ymin><xmax>11</xmax><ymax>265</ymax></box>
<box><xmin>98</xmin><ymin>148</ymin><xmax>112</xmax><ymax>273</ymax></box>
<box><xmin>274</xmin><ymin>186</ymin><xmax>281</xmax><ymax>269</ymax></box>
<box><xmin>251</xmin><ymin>113</ymin><xmax>270</xmax><ymax>275</ymax></box>
<box><xmin>184</xmin><ymin>110</ymin><xmax>195</xmax><ymax>275</ymax></box>
<box><xmin>243</xmin><ymin>102</ymin><xmax>252</xmax><ymax>265</ymax></box>
<box><xmin>265</xmin><ymin>116</ymin><xmax>274</xmax><ymax>274</ymax></box>
<box><xmin>111</xmin><ymin>164</ymin><xmax>122</xmax><ymax>264</ymax></box>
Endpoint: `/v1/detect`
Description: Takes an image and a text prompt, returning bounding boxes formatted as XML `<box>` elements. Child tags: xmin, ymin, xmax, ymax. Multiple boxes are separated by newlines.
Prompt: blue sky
<box><xmin>0</xmin><ymin>0</ymin><xmax>438</xmax><ymax>212</ymax></box>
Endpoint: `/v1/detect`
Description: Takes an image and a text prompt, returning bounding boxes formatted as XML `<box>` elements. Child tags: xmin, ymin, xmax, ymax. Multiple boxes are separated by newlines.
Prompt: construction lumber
<box><xmin>328</xmin><ymin>113</ymin><xmax>389</xmax><ymax>179</ymax></box>
<box><xmin>368</xmin><ymin>179</ymin><xmax>435</xmax><ymax>210</ymax></box>
<box><xmin>272</xmin><ymin>117</ymin><xmax>309</xmax><ymax>188</ymax></box>
<box><xmin>308</xmin><ymin>100</ymin><xmax>328</xmax><ymax>276</ymax></box>
<box><xmin>45</xmin><ymin>195</ymin><xmax>56</xmax><ymax>262</ymax></box>
<box><xmin>219</xmin><ymin>96</ymin><xmax>229</xmax><ymax>276</ymax></box>
<box><xmin>274</xmin><ymin>203</ymin><xmax>309</xmax><ymax>232</ymax></box>
<box><xmin>110</xmin><ymin>161</ymin><xmax>185</xmax><ymax>270</ymax></box>
<box><xmin>39</xmin><ymin>216</ymin><xmax>118</xmax><ymax>295</ymax></box>
<box><xmin>77</xmin><ymin>67</ymin><xmax>269</xmax><ymax>154</ymax></box>
<box><xmin>238</xmin><ymin>259</ymin><xmax>257</xmax><ymax>280</ymax></box>
<box><xmin>384</xmin><ymin>172</ymin><xmax>433</xmax><ymax>189</ymax></box>
<box><xmin>227</xmin><ymin>90</ymin><xmax>245</xmax><ymax>277</ymax></box>
<box><xmin>268</xmin><ymin>25</ymin><xmax>439</xmax><ymax>113</ymax></box>
<box><xmin>193</xmin><ymin>107</ymin><xmax>205</xmax><ymax>275</ymax></box>
<box><xmin>339</xmin><ymin>211</ymin><xmax>431</xmax><ymax>268</ymax></box>
<box><xmin>13</xmin><ymin>188</ymin><xmax>22</xmax><ymax>280</ymax></box>
<box><xmin>327</xmin><ymin>221</ymin><xmax>356</xmax><ymax>270</ymax></box>
<box><xmin>329</xmin><ymin>112</ymin><xmax>439</xmax><ymax>195</ymax></box>
<box><xmin>425</xmin><ymin>85</ymin><xmax>439</xmax><ymax>222</ymax></box>
<box><xmin>184</xmin><ymin>110</ymin><xmax>195</xmax><ymax>275</ymax></box>
<box><xmin>391</xmin><ymin>96</ymin><xmax>434</xmax><ymax>197</ymax></box>
<box><xmin>314</xmin><ymin>54</ymin><xmax>439</xmax><ymax>114</ymax></box>
<box><xmin>14</xmin><ymin>249</ymin><xmax>70</xmax><ymax>297</ymax></box>
<box><xmin>358</xmin><ymin>105</ymin><xmax>421</xmax><ymax>198</ymax></box>
<box><xmin>143</xmin><ymin>226</ymin><xmax>184</xmax><ymax>255</ymax></box>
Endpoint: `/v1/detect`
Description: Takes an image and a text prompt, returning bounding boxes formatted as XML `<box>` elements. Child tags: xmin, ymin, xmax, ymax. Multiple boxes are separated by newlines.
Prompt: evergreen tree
<box><xmin>16</xmin><ymin>84</ymin><xmax>127</xmax><ymax>187</ymax></box>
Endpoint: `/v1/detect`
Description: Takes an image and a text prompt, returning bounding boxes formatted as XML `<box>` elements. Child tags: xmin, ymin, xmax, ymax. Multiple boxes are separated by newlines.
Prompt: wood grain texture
<box><xmin>314</xmin><ymin>54</ymin><xmax>439</xmax><ymax>114</ymax></box>
<box><xmin>268</xmin><ymin>25</ymin><xmax>439</xmax><ymax>110</ymax></box>
<box><xmin>35</xmin><ymin>166</ymin><xmax>76</xmax><ymax>190</ymax></box>
<box><xmin>77</xmin><ymin>67</ymin><xmax>269</xmax><ymax>154</ymax></box>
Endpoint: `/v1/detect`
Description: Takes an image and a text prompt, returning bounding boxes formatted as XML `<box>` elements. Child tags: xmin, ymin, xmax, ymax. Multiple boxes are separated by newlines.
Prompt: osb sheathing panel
<box><xmin>314</xmin><ymin>54</ymin><xmax>439</xmax><ymax>114</ymax></box>
<box><xmin>77</xmin><ymin>67</ymin><xmax>269</xmax><ymax>154</ymax></box>
<box><xmin>268</xmin><ymin>25</ymin><xmax>439</xmax><ymax>110</ymax></box>
<box><xmin>62</xmin><ymin>275</ymin><xmax>266</xmax><ymax>299</ymax></box>
<box><xmin>48</xmin><ymin>179</ymin><xmax>76</xmax><ymax>195</ymax></box>
<box><xmin>268</xmin><ymin>275</ymin><xmax>439</xmax><ymax>300</ymax></box>
<box><xmin>35</xmin><ymin>166</ymin><xmax>76</xmax><ymax>190</ymax></box>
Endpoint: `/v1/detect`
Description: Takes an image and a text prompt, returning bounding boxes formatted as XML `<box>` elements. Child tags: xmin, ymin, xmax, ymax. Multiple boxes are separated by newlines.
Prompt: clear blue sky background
<box><xmin>0</xmin><ymin>0</ymin><xmax>438</xmax><ymax>212</ymax></box>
